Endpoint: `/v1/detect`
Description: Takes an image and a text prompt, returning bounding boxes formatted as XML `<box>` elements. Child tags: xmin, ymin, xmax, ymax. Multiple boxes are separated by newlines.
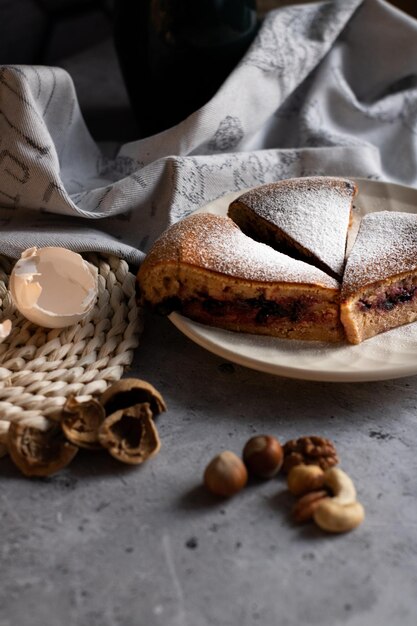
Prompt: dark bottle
<box><xmin>113</xmin><ymin>0</ymin><xmax>259</xmax><ymax>136</ymax></box>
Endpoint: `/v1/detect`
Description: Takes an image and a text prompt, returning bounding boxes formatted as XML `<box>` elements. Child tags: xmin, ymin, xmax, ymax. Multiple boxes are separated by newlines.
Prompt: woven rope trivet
<box><xmin>0</xmin><ymin>252</ymin><xmax>142</xmax><ymax>458</ymax></box>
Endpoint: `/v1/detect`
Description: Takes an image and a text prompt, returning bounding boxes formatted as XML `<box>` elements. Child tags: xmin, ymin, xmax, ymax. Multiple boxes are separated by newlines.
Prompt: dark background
<box><xmin>0</xmin><ymin>0</ymin><xmax>416</xmax><ymax>142</ymax></box>
<box><xmin>0</xmin><ymin>0</ymin><xmax>114</xmax><ymax>66</ymax></box>
<box><xmin>0</xmin><ymin>0</ymin><xmax>137</xmax><ymax>141</ymax></box>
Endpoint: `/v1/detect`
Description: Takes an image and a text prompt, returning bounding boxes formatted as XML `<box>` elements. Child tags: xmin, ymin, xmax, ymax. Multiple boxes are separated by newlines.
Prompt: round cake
<box><xmin>137</xmin><ymin>212</ymin><xmax>343</xmax><ymax>342</ymax></box>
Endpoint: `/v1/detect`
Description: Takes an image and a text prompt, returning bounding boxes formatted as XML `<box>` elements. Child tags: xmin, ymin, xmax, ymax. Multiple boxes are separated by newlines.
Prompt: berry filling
<box><xmin>201</xmin><ymin>295</ymin><xmax>312</xmax><ymax>324</ymax></box>
<box><xmin>153</xmin><ymin>293</ymin><xmax>337</xmax><ymax>327</ymax></box>
<box><xmin>357</xmin><ymin>278</ymin><xmax>417</xmax><ymax>313</ymax></box>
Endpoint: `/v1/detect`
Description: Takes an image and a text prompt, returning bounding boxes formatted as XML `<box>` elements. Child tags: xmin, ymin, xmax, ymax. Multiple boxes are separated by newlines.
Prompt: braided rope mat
<box><xmin>0</xmin><ymin>253</ymin><xmax>142</xmax><ymax>457</ymax></box>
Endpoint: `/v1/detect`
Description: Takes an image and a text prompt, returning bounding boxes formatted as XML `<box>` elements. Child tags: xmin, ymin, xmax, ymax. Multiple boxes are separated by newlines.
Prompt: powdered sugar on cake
<box><xmin>342</xmin><ymin>211</ymin><xmax>417</xmax><ymax>297</ymax></box>
<box><xmin>155</xmin><ymin>213</ymin><xmax>339</xmax><ymax>289</ymax></box>
<box><xmin>235</xmin><ymin>177</ymin><xmax>356</xmax><ymax>278</ymax></box>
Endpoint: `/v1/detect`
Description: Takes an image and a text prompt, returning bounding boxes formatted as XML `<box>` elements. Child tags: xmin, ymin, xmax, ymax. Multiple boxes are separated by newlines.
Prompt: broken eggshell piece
<box><xmin>9</xmin><ymin>247</ymin><xmax>98</xmax><ymax>328</ymax></box>
<box><xmin>0</xmin><ymin>319</ymin><xmax>12</xmax><ymax>342</ymax></box>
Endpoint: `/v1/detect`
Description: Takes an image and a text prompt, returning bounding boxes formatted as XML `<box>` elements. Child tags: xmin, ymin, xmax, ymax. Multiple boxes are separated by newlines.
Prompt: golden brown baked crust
<box><xmin>341</xmin><ymin>212</ymin><xmax>417</xmax><ymax>343</ymax></box>
<box><xmin>228</xmin><ymin>176</ymin><xmax>357</xmax><ymax>280</ymax></box>
<box><xmin>137</xmin><ymin>213</ymin><xmax>344</xmax><ymax>342</ymax></box>
<box><xmin>138</xmin><ymin>182</ymin><xmax>417</xmax><ymax>345</ymax></box>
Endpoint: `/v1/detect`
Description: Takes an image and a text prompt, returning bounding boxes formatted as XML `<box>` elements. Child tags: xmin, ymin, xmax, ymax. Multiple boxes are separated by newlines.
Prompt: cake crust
<box><xmin>138</xmin><ymin>213</ymin><xmax>344</xmax><ymax>342</ymax></box>
<box><xmin>341</xmin><ymin>211</ymin><xmax>417</xmax><ymax>343</ymax></box>
<box><xmin>228</xmin><ymin>176</ymin><xmax>357</xmax><ymax>280</ymax></box>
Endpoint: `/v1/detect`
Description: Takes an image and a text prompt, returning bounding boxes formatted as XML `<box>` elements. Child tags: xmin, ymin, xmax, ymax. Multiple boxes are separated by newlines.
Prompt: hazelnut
<box><xmin>242</xmin><ymin>435</ymin><xmax>283</xmax><ymax>479</ymax></box>
<box><xmin>287</xmin><ymin>464</ymin><xmax>325</xmax><ymax>496</ymax></box>
<box><xmin>203</xmin><ymin>451</ymin><xmax>248</xmax><ymax>497</ymax></box>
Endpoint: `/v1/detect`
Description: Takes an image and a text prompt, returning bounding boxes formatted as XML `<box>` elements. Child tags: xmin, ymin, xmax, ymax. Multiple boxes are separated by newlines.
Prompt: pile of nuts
<box><xmin>5</xmin><ymin>378</ymin><xmax>166</xmax><ymax>478</ymax></box>
<box><xmin>203</xmin><ymin>434</ymin><xmax>365</xmax><ymax>534</ymax></box>
<box><xmin>204</xmin><ymin>435</ymin><xmax>284</xmax><ymax>497</ymax></box>
<box><xmin>288</xmin><ymin>464</ymin><xmax>364</xmax><ymax>532</ymax></box>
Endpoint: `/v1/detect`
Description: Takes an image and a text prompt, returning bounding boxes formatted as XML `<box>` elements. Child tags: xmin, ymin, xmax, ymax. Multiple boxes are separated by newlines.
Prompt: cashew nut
<box><xmin>313</xmin><ymin>467</ymin><xmax>365</xmax><ymax>533</ymax></box>
<box><xmin>322</xmin><ymin>467</ymin><xmax>357</xmax><ymax>505</ymax></box>
<box><xmin>314</xmin><ymin>500</ymin><xmax>365</xmax><ymax>533</ymax></box>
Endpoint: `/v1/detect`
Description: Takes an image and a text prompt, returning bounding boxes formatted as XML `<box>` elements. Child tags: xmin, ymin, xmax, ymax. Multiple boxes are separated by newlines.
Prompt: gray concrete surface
<box><xmin>2</xmin><ymin>15</ymin><xmax>417</xmax><ymax>623</ymax></box>
<box><xmin>2</xmin><ymin>312</ymin><xmax>417</xmax><ymax>626</ymax></box>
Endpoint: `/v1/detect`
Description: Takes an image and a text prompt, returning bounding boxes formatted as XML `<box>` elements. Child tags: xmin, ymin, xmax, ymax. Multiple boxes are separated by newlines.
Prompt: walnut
<box><xmin>7</xmin><ymin>422</ymin><xmax>78</xmax><ymax>477</ymax></box>
<box><xmin>98</xmin><ymin>402</ymin><xmax>161</xmax><ymax>465</ymax></box>
<box><xmin>100</xmin><ymin>378</ymin><xmax>166</xmax><ymax>419</ymax></box>
<box><xmin>98</xmin><ymin>379</ymin><xmax>165</xmax><ymax>465</ymax></box>
<box><xmin>282</xmin><ymin>436</ymin><xmax>339</xmax><ymax>474</ymax></box>
<box><xmin>61</xmin><ymin>395</ymin><xmax>105</xmax><ymax>450</ymax></box>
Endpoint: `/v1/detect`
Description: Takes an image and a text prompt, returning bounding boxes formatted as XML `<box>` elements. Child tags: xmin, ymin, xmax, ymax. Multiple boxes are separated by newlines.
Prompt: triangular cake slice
<box><xmin>341</xmin><ymin>211</ymin><xmax>417</xmax><ymax>344</ymax></box>
<box><xmin>228</xmin><ymin>176</ymin><xmax>357</xmax><ymax>280</ymax></box>
<box><xmin>137</xmin><ymin>213</ymin><xmax>344</xmax><ymax>342</ymax></box>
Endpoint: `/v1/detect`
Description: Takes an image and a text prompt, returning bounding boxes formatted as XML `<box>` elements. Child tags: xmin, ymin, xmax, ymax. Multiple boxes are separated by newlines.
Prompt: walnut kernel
<box><xmin>283</xmin><ymin>435</ymin><xmax>339</xmax><ymax>473</ymax></box>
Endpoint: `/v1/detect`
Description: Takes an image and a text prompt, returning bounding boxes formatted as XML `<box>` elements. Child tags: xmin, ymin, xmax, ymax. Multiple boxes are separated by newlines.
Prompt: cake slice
<box><xmin>228</xmin><ymin>176</ymin><xmax>357</xmax><ymax>280</ymax></box>
<box><xmin>341</xmin><ymin>211</ymin><xmax>417</xmax><ymax>344</ymax></box>
<box><xmin>137</xmin><ymin>213</ymin><xmax>344</xmax><ymax>342</ymax></box>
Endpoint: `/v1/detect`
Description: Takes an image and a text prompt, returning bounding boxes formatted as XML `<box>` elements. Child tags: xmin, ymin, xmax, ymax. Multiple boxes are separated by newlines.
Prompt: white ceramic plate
<box><xmin>169</xmin><ymin>178</ymin><xmax>417</xmax><ymax>382</ymax></box>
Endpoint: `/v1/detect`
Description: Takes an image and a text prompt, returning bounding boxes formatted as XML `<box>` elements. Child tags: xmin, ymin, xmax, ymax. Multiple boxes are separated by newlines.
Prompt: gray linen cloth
<box><xmin>0</xmin><ymin>0</ymin><xmax>416</xmax><ymax>265</ymax></box>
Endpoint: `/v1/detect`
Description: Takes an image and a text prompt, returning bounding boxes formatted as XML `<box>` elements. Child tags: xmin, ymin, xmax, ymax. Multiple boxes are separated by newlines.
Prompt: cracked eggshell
<box><xmin>0</xmin><ymin>319</ymin><xmax>12</xmax><ymax>342</ymax></box>
<box><xmin>9</xmin><ymin>247</ymin><xmax>98</xmax><ymax>328</ymax></box>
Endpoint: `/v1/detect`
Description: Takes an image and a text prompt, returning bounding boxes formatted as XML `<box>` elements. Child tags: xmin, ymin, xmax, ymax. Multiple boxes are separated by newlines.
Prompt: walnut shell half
<box><xmin>61</xmin><ymin>395</ymin><xmax>105</xmax><ymax>449</ymax></box>
<box><xmin>7</xmin><ymin>422</ymin><xmax>78</xmax><ymax>477</ymax></box>
<box><xmin>98</xmin><ymin>402</ymin><xmax>161</xmax><ymax>465</ymax></box>
<box><xmin>100</xmin><ymin>379</ymin><xmax>166</xmax><ymax>418</ymax></box>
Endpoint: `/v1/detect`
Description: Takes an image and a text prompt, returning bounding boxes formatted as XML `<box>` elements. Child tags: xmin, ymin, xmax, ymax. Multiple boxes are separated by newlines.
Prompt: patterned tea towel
<box><xmin>0</xmin><ymin>0</ymin><xmax>416</xmax><ymax>265</ymax></box>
